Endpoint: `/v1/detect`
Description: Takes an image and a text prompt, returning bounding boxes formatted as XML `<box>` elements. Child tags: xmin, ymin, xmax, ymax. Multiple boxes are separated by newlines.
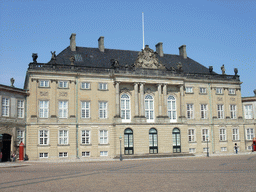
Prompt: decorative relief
<box><xmin>230</xmin><ymin>97</ymin><xmax>235</xmax><ymax>101</ymax></box>
<box><xmin>120</xmin><ymin>87</ymin><xmax>132</xmax><ymax>95</ymax></box>
<box><xmin>59</xmin><ymin>92</ymin><xmax>68</xmax><ymax>97</ymax></box>
<box><xmin>145</xmin><ymin>88</ymin><xmax>155</xmax><ymax>95</ymax></box>
<box><xmin>217</xmin><ymin>97</ymin><xmax>223</xmax><ymax>101</ymax></box>
<box><xmin>40</xmin><ymin>91</ymin><xmax>48</xmax><ymax>96</ymax></box>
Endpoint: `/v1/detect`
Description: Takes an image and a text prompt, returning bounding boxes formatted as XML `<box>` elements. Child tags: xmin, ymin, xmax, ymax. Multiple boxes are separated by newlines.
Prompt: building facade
<box><xmin>0</xmin><ymin>82</ymin><xmax>29</xmax><ymax>162</ymax></box>
<box><xmin>24</xmin><ymin>34</ymin><xmax>255</xmax><ymax>160</ymax></box>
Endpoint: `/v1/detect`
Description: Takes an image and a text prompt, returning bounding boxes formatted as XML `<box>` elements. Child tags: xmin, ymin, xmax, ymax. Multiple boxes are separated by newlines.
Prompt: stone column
<box><xmin>158</xmin><ymin>84</ymin><xmax>162</xmax><ymax>116</ymax></box>
<box><xmin>134</xmin><ymin>83</ymin><xmax>139</xmax><ymax>116</ymax></box>
<box><xmin>115</xmin><ymin>81</ymin><xmax>120</xmax><ymax>117</ymax></box>
<box><xmin>163</xmin><ymin>84</ymin><xmax>167</xmax><ymax>116</ymax></box>
<box><xmin>180</xmin><ymin>85</ymin><xmax>184</xmax><ymax>119</ymax></box>
<box><xmin>140</xmin><ymin>83</ymin><xmax>145</xmax><ymax>116</ymax></box>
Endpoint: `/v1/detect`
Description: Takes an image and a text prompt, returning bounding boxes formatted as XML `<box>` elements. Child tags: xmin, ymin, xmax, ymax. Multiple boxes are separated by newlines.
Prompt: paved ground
<box><xmin>0</xmin><ymin>153</ymin><xmax>256</xmax><ymax>191</ymax></box>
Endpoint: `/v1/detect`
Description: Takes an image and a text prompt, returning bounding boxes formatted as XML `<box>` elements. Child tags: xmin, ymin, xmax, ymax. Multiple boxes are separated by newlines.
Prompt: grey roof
<box><xmin>54</xmin><ymin>46</ymin><xmax>214</xmax><ymax>74</ymax></box>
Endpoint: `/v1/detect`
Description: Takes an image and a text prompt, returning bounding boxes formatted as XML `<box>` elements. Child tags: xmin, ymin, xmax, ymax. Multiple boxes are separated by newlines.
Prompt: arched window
<box><xmin>145</xmin><ymin>94</ymin><xmax>154</xmax><ymax>122</ymax></box>
<box><xmin>124</xmin><ymin>128</ymin><xmax>133</xmax><ymax>155</ymax></box>
<box><xmin>149</xmin><ymin>128</ymin><xmax>158</xmax><ymax>154</ymax></box>
<box><xmin>121</xmin><ymin>94</ymin><xmax>131</xmax><ymax>121</ymax></box>
<box><xmin>167</xmin><ymin>95</ymin><xmax>176</xmax><ymax>122</ymax></box>
<box><xmin>172</xmin><ymin>128</ymin><xmax>181</xmax><ymax>153</ymax></box>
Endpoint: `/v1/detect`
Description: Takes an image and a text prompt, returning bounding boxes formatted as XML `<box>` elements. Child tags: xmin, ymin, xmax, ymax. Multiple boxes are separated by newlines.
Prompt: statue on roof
<box><xmin>10</xmin><ymin>78</ymin><xmax>15</xmax><ymax>87</ymax></box>
<box><xmin>51</xmin><ymin>51</ymin><xmax>56</xmax><ymax>60</ymax></box>
<box><xmin>221</xmin><ymin>64</ymin><xmax>225</xmax><ymax>75</ymax></box>
<box><xmin>32</xmin><ymin>53</ymin><xmax>38</xmax><ymax>63</ymax></box>
<box><xmin>177</xmin><ymin>62</ymin><xmax>183</xmax><ymax>72</ymax></box>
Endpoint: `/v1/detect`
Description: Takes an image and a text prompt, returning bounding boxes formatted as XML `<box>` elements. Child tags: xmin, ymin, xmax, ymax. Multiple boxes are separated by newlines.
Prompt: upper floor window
<box><xmin>120</xmin><ymin>94</ymin><xmax>131</xmax><ymax>122</ymax></box>
<box><xmin>17</xmin><ymin>100</ymin><xmax>24</xmax><ymax>118</ymax></box>
<box><xmin>2</xmin><ymin>98</ymin><xmax>9</xmax><ymax>117</ymax></box>
<box><xmin>246</xmin><ymin>128</ymin><xmax>254</xmax><ymax>140</ymax></box>
<box><xmin>202</xmin><ymin>129</ymin><xmax>209</xmax><ymax>142</ymax></box>
<box><xmin>229</xmin><ymin>88</ymin><xmax>236</xmax><ymax>95</ymax></box>
<box><xmin>39</xmin><ymin>80</ymin><xmax>49</xmax><ymax>88</ymax></box>
<box><xmin>81</xmin><ymin>82</ymin><xmax>90</xmax><ymax>89</ymax></box>
<box><xmin>99</xmin><ymin>130</ymin><xmax>108</xmax><ymax>144</ymax></box>
<box><xmin>232</xmin><ymin>128</ymin><xmax>239</xmax><ymax>141</ymax></box>
<box><xmin>185</xmin><ymin>87</ymin><xmax>193</xmax><ymax>93</ymax></box>
<box><xmin>81</xmin><ymin>130</ymin><xmax>90</xmax><ymax>144</ymax></box>
<box><xmin>58</xmin><ymin>81</ymin><xmax>68</xmax><ymax>88</ymax></box>
<box><xmin>145</xmin><ymin>95</ymin><xmax>154</xmax><ymax>122</ymax></box>
<box><xmin>39</xmin><ymin>130</ymin><xmax>49</xmax><ymax>145</ymax></box>
<box><xmin>59</xmin><ymin>130</ymin><xmax>68</xmax><ymax>145</ymax></box>
<box><xmin>230</xmin><ymin>105</ymin><xmax>237</xmax><ymax>119</ymax></box>
<box><xmin>99</xmin><ymin>83</ymin><xmax>107</xmax><ymax>90</ymax></box>
<box><xmin>59</xmin><ymin>101</ymin><xmax>68</xmax><ymax>118</ymax></box>
<box><xmin>201</xmin><ymin>104</ymin><xmax>208</xmax><ymax>119</ymax></box>
<box><xmin>244</xmin><ymin>105</ymin><xmax>253</xmax><ymax>119</ymax></box>
<box><xmin>167</xmin><ymin>96</ymin><xmax>176</xmax><ymax>122</ymax></box>
<box><xmin>81</xmin><ymin>101</ymin><xmax>90</xmax><ymax>118</ymax></box>
<box><xmin>200</xmin><ymin>88</ymin><xmax>207</xmax><ymax>94</ymax></box>
<box><xmin>188</xmin><ymin>129</ymin><xmax>195</xmax><ymax>142</ymax></box>
<box><xmin>17</xmin><ymin>130</ymin><xmax>24</xmax><ymax>145</ymax></box>
<box><xmin>219</xmin><ymin>128</ymin><xmax>226</xmax><ymax>141</ymax></box>
<box><xmin>39</xmin><ymin>100</ymin><xmax>49</xmax><ymax>118</ymax></box>
<box><xmin>187</xmin><ymin>104</ymin><xmax>194</xmax><ymax>119</ymax></box>
<box><xmin>99</xmin><ymin>101</ymin><xmax>107</xmax><ymax>119</ymax></box>
<box><xmin>217</xmin><ymin>104</ymin><xmax>224</xmax><ymax>119</ymax></box>
<box><xmin>216</xmin><ymin>88</ymin><xmax>223</xmax><ymax>94</ymax></box>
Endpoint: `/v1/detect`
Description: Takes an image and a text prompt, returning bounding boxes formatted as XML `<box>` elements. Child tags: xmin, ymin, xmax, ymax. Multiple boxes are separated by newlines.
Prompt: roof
<box><xmin>0</xmin><ymin>84</ymin><xmax>29</xmax><ymax>96</ymax></box>
<box><xmin>53</xmin><ymin>46</ymin><xmax>215</xmax><ymax>74</ymax></box>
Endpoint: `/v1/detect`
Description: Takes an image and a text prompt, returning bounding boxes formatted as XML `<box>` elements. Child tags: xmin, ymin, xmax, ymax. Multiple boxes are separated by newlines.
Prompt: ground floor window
<box><xmin>172</xmin><ymin>128</ymin><xmax>181</xmax><ymax>153</ymax></box>
<box><xmin>124</xmin><ymin>128</ymin><xmax>133</xmax><ymax>155</ymax></box>
<box><xmin>39</xmin><ymin>153</ymin><xmax>48</xmax><ymax>158</ymax></box>
<box><xmin>100</xmin><ymin>151</ymin><xmax>108</xmax><ymax>156</ymax></box>
<box><xmin>149</xmin><ymin>128</ymin><xmax>158</xmax><ymax>154</ymax></box>
<box><xmin>221</xmin><ymin>147</ymin><xmax>227</xmax><ymax>152</ymax></box>
<box><xmin>59</xmin><ymin>152</ymin><xmax>68</xmax><ymax>158</ymax></box>
<box><xmin>189</xmin><ymin>148</ymin><xmax>196</xmax><ymax>153</ymax></box>
<box><xmin>82</xmin><ymin>151</ymin><xmax>90</xmax><ymax>157</ymax></box>
<box><xmin>203</xmin><ymin>147</ymin><xmax>209</xmax><ymax>153</ymax></box>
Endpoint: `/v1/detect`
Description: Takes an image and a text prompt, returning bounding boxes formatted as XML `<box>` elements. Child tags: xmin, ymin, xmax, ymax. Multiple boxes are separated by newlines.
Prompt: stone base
<box><xmin>133</xmin><ymin>116</ymin><xmax>146</xmax><ymax>123</ymax></box>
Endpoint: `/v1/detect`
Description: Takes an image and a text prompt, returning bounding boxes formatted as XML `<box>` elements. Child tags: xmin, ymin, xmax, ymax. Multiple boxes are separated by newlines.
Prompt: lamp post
<box><xmin>119</xmin><ymin>136</ymin><xmax>122</xmax><ymax>161</ymax></box>
<box><xmin>206</xmin><ymin>135</ymin><xmax>209</xmax><ymax>157</ymax></box>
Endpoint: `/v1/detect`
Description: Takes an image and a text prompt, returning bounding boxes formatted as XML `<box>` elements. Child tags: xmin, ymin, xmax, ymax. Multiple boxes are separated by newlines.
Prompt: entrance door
<box><xmin>149</xmin><ymin>128</ymin><xmax>158</xmax><ymax>154</ymax></box>
<box><xmin>172</xmin><ymin>128</ymin><xmax>181</xmax><ymax>153</ymax></box>
<box><xmin>124</xmin><ymin>128</ymin><xmax>133</xmax><ymax>155</ymax></box>
<box><xmin>1</xmin><ymin>134</ymin><xmax>11</xmax><ymax>162</ymax></box>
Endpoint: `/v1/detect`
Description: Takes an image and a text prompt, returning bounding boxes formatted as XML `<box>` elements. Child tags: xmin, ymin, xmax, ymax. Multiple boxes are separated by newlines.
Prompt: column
<box><xmin>158</xmin><ymin>84</ymin><xmax>162</xmax><ymax>116</ymax></box>
<box><xmin>134</xmin><ymin>83</ymin><xmax>139</xmax><ymax>116</ymax></box>
<box><xmin>140</xmin><ymin>83</ymin><xmax>145</xmax><ymax>116</ymax></box>
<box><xmin>180</xmin><ymin>85</ymin><xmax>184</xmax><ymax>118</ymax></box>
<box><xmin>163</xmin><ymin>84</ymin><xmax>167</xmax><ymax>116</ymax></box>
<box><xmin>115</xmin><ymin>81</ymin><xmax>120</xmax><ymax>117</ymax></box>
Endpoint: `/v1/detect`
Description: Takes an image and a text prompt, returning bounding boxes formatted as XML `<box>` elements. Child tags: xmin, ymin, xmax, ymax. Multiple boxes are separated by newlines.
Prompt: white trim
<box><xmin>99</xmin><ymin>130</ymin><xmax>108</xmax><ymax>144</ymax></box>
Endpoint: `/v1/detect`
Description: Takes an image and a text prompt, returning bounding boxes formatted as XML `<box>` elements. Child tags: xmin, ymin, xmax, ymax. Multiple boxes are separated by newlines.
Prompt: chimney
<box><xmin>179</xmin><ymin>45</ymin><xmax>187</xmax><ymax>59</ymax></box>
<box><xmin>155</xmin><ymin>42</ymin><xmax>163</xmax><ymax>57</ymax></box>
<box><xmin>70</xmin><ymin>33</ymin><xmax>76</xmax><ymax>52</ymax></box>
<box><xmin>98</xmin><ymin>36</ymin><xmax>104</xmax><ymax>52</ymax></box>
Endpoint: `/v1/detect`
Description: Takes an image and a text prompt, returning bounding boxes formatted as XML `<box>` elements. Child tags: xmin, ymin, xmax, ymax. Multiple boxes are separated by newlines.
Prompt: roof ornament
<box><xmin>254</xmin><ymin>89</ymin><xmax>256</xmax><ymax>96</ymax></box>
<box><xmin>69</xmin><ymin>56</ymin><xmax>75</xmax><ymax>65</ymax></box>
<box><xmin>51</xmin><ymin>51</ymin><xmax>56</xmax><ymax>60</ymax></box>
<box><xmin>209</xmin><ymin>66</ymin><xmax>213</xmax><ymax>73</ymax></box>
<box><xmin>10</xmin><ymin>78</ymin><xmax>15</xmax><ymax>87</ymax></box>
<box><xmin>177</xmin><ymin>62</ymin><xmax>183</xmax><ymax>73</ymax></box>
<box><xmin>32</xmin><ymin>53</ymin><xmax>38</xmax><ymax>63</ymax></box>
<box><xmin>221</xmin><ymin>64</ymin><xmax>225</xmax><ymax>75</ymax></box>
<box><xmin>234</xmin><ymin>68</ymin><xmax>238</xmax><ymax>75</ymax></box>
<box><xmin>111</xmin><ymin>59</ymin><xmax>119</xmax><ymax>68</ymax></box>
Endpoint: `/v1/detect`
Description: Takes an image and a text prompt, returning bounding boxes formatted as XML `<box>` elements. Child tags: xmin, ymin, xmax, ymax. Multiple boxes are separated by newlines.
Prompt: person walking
<box><xmin>12</xmin><ymin>153</ymin><xmax>16</xmax><ymax>162</ymax></box>
<box><xmin>234</xmin><ymin>143</ymin><xmax>238</xmax><ymax>154</ymax></box>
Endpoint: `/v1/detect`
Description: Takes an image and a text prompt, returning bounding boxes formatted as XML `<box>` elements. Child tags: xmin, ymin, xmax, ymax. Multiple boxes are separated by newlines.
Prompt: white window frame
<box><xmin>39</xmin><ymin>130</ymin><xmax>49</xmax><ymax>145</ymax></box>
<box><xmin>217</xmin><ymin>104</ymin><xmax>224</xmax><ymax>119</ymax></box>
<box><xmin>58</xmin><ymin>81</ymin><xmax>68</xmax><ymax>88</ymax></box>
<box><xmin>100</xmin><ymin>151</ymin><xmax>108</xmax><ymax>156</ymax></box>
<box><xmin>221</xmin><ymin>147</ymin><xmax>227</xmax><ymax>152</ymax></box>
<box><xmin>17</xmin><ymin>130</ymin><xmax>24</xmax><ymax>145</ymax></box>
<box><xmin>82</xmin><ymin>151</ymin><xmax>90</xmax><ymax>157</ymax></box>
<box><xmin>99</xmin><ymin>130</ymin><xmax>108</xmax><ymax>144</ymax></box>
<box><xmin>39</xmin><ymin>100</ymin><xmax>49</xmax><ymax>118</ymax></box>
<box><xmin>59</xmin><ymin>152</ymin><xmax>68</xmax><ymax>158</ymax></box>
<box><xmin>81</xmin><ymin>82</ymin><xmax>90</xmax><ymax>89</ymax></box>
<box><xmin>247</xmin><ymin>146</ymin><xmax>252</xmax><ymax>151</ymax></box>
<box><xmin>187</xmin><ymin>104</ymin><xmax>194</xmax><ymax>119</ymax></box>
<box><xmin>201</xmin><ymin>104</ymin><xmax>208</xmax><ymax>119</ymax></box>
<box><xmin>229</xmin><ymin>88</ymin><xmax>236</xmax><ymax>95</ymax></box>
<box><xmin>167</xmin><ymin>95</ymin><xmax>177</xmax><ymax>122</ymax></box>
<box><xmin>99</xmin><ymin>83</ymin><xmax>108</xmax><ymax>90</ymax></box>
<box><xmin>246</xmin><ymin>128</ymin><xmax>254</xmax><ymax>140</ymax></box>
<box><xmin>39</xmin><ymin>80</ymin><xmax>49</xmax><ymax>88</ymax></box>
<box><xmin>81</xmin><ymin>101</ymin><xmax>90</xmax><ymax>118</ymax></box>
<box><xmin>99</xmin><ymin>101</ymin><xmax>107</xmax><ymax>119</ymax></box>
<box><xmin>145</xmin><ymin>94</ymin><xmax>154</xmax><ymax>122</ymax></box>
<box><xmin>39</xmin><ymin>153</ymin><xmax>48</xmax><ymax>158</ymax></box>
<box><xmin>219</xmin><ymin>128</ymin><xmax>226</xmax><ymax>141</ymax></box>
<box><xmin>120</xmin><ymin>94</ymin><xmax>131</xmax><ymax>122</ymax></box>
<box><xmin>185</xmin><ymin>87</ymin><xmax>193</xmax><ymax>93</ymax></box>
<box><xmin>232</xmin><ymin>128</ymin><xmax>239</xmax><ymax>141</ymax></box>
<box><xmin>189</xmin><ymin>148</ymin><xmax>196</xmax><ymax>153</ymax></box>
<box><xmin>17</xmin><ymin>100</ymin><xmax>24</xmax><ymax>118</ymax></box>
<box><xmin>244</xmin><ymin>105</ymin><xmax>253</xmax><ymax>119</ymax></box>
<box><xmin>216</xmin><ymin>88</ymin><xmax>223</xmax><ymax>94</ymax></box>
<box><xmin>81</xmin><ymin>130</ymin><xmax>90</xmax><ymax>144</ymax></box>
<box><xmin>230</xmin><ymin>105</ymin><xmax>237</xmax><ymax>119</ymax></box>
<box><xmin>2</xmin><ymin>98</ymin><xmax>9</xmax><ymax>117</ymax></box>
<box><xmin>203</xmin><ymin>147</ymin><xmax>209</xmax><ymax>153</ymax></box>
<box><xmin>200</xmin><ymin>87</ymin><xmax>207</xmax><ymax>94</ymax></box>
<box><xmin>188</xmin><ymin>129</ymin><xmax>195</xmax><ymax>142</ymax></box>
<box><xmin>59</xmin><ymin>101</ymin><xmax>68</xmax><ymax>118</ymax></box>
<box><xmin>202</xmin><ymin>129</ymin><xmax>209</xmax><ymax>142</ymax></box>
<box><xmin>58</xmin><ymin>130</ymin><xmax>68</xmax><ymax>145</ymax></box>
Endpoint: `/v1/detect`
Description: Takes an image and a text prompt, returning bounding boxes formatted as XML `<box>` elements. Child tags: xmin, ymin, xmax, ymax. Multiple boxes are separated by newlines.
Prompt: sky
<box><xmin>0</xmin><ymin>0</ymin><xmax>255</xmax><ymax>97</ymax></box>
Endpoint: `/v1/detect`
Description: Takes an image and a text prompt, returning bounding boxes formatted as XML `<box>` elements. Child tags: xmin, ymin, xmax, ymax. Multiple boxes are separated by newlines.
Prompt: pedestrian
<box><xmin>12</xmin><ymin>153</ymin><xmax>16</xmax><ymax>162</ymax></box>
<box><xmin>0</xmin><ymin>151</ymin><xmax>2</xmax><ymax>162</ymax></box>
<box><xmin>234</xmin><ymin>143</ymin><xmax>238</xmax><ymax>154</ymax></box>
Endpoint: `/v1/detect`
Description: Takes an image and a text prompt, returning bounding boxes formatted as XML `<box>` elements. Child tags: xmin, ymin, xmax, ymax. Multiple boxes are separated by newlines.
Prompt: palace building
<box><xmin>23</xmin><ymin>34</ymin><xmax>255</xmax><ymax>160</ymax></box>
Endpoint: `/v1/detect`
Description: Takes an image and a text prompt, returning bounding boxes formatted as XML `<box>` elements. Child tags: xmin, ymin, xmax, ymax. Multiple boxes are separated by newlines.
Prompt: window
<box><xmin>82</xmin><ymin>151</ymin><xmax>90</xmax><ymax>157</ymax></box>
<box><xmin>99</xmin><ymin>83</ymin><xmax>107</xmax><ymax>90</ymax></box>
<box><xmin>39</xmin><ymin>153</ymin><xmax>48</xmax><ymax>158</ymax></box>
<box><xmin>99</xmin><ymin>102</ymin><xmax>107</xmax><ymax>119</ymax></box>
<box><xmin>244</xmin><ymin>105</ymin><xmax>253</xmax><ymax>119</ymax></box>
<box><xmin>221</xmin><ymin>147</ymin><xmax>227</xmax><ymax>152</ymax></box>
<box><xmin>145</xmin><ymin>95</ymin><xmax>154</xmax><ymax>122</ymax></box>
<box><xmin>232</xmin><ymin>128</ymin><xmax>239</xmax><ymax>141</ymax></box>
<box><xmin>17</xmin><ymin>130</ymin><xmax>24</xmax><ymax>145</ymax></box>
<box><xmin>2</xmin><ymin>98</ymin><xmax>9</xmax><ymax>117</ymax></box>
<box><xmin>188</xmin><ymin>129</ymin><xmax>195</xmax><ymax>142</ymax></box>
<box><xmin>81</xmin><ymin>101</ymin><xmax>90</xmax><ymax>118</ymax></box>
<box><xmin>185</xmin><ymin>87</ymin><xmax>193</xmax><ymax>93</ymax></box>
<box><xmin>58</xmin><ymin>81</ymin><xmax>68</xmax><ymax>88</ymax></box>
<box><xmin>230</xmin><ymin>105</ymin><xmax>237</xmax><ymax>119</ymax></box>
<box><xmin>201</xmin><ymin>104</ymin><xmax>208</xmax><ymax>119</ymax></box>
<box><xmin>167</xmin><ymin>96</ymin><xmax>176</xmax><ymax>122</ymax></box>
<box><xmin>200</xmin><ymin>88</ymin><xmax>207</xmax><ymax>94</ymax></box>
<box><xmin>229</xmin><ymin>88</ymin><xmax>236</xmax><ymax>95</ymax></box>
<box><xmin>246</xmin><ymin>128</ymin><xmax>254</xmax><ymax>140</ymax></box>
<box><xmin>59</xmin><ymin>101</ymin><xmax>68</xmax><ymax>118</ymax></box>
<box><xmin>202</xmin><ymin>129</ymin><xmax>209</xmax><ymax>142</ymax></box>
<box><xmin>81</xmin><ymin>130</ymin><xmax>90</xmax><ymax>144</ymax></box>
<box><xmin>216</xmin><ymin>88</ymin><xmax>223</xmax><ymax>94</ymax></box>
<box><xmin>59</xmin><ymin>152</ymin><xmax>68</xmax><ymax>158</ymax></box>
<box><xmin>100</xmin><ymin>151</ymin><xmax>108</xmax><ymax>156</ymax></box>
<box><xmin>17</xmin><ymin>100</ymin><xmax>24</xmax><ymax>118</ymax></box>
<box><xmin>120</xmin><ymin>94</ymin><xmax>131</xmax><ymax>121</ymax></box>
<box><xmin>59</xmin><ymin>130</ymin><xmax>68</xmax><ymax>145</ymax></box>
<box><xmin>149</xmin><ymin>128</ymin><xmax>158</xmax><ymax>154</ymax></box>
<box><xmin>39</xmin><ymin>130</ymin><xmax>49</xmax><ymax>145</ymax></box>
<box><xmin>219</xmin><ymin>128</ymin><xmax>226</xmax><ymax>141</ymax></box>
<box><xmin>39</xmin><ymin>100</ymin><xmax>49</xmax><ymax>118</ymax></box>
<box><xmin>247</xmin><ymin>146</ymin><xmax>252</xmax><ymax>151</ymax></box>
<box><xmin>99</xmin><ymin>130</ymin><xmax>108</xmax><ymax>144</ymax></box>
<box><xmin>187</xmin><ymin>104</ymin><xmax>194</xmax><ymax>119</ymax></box>
<box><xmin>203</xmin><ymin>147</ymin><xmax>209</xmax><ymax>153</ymax></box>
<box><xmin>189</xmin><ymin>148</ymin><xmax>196</xmax><ymax>153</ymax></box>
<box><xmin>217</xmin><ymin>104</ymin><xmax>224</xmax><ymax>119</ymax></box>
<box><xmin>39</xmin><ymin>80</ymin><xmax>49</xmax><ymax>87</ymax></box>
<box><xmin>81</xmin><ymin>82</ymin><xmax>90</xmax><ymax>89</ymax></box>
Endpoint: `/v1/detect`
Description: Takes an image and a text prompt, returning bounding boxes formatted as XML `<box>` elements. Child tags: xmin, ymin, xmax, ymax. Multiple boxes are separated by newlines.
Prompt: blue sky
<box><xmin>0</xmin><ymin>0</ymin><xmax>255</xmax><ymax>96</ymax></box>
